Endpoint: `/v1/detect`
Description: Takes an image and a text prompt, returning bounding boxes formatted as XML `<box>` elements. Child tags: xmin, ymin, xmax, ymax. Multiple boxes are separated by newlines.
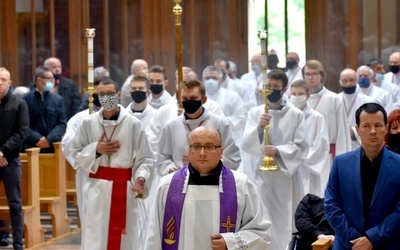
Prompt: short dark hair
<box><xmin>355</xmin><ymin>102</ymin><xmax>387</xmax><ymax>127</ymax></box>
<box><xmin>367</xmin><ymin>58</ymin><xmax>383</xmax><ymax>68</ymax></box>
<box><xmin>131</xmin><ymin>75</ymin><xmax>150</xmax><ymax>90</ymax></box>
<box><xmin>98</xmin><ymin>77</ymin><xmax>119</xmax><ymax>92</ymax></box>
<box><xmin>149</xmin><ymin>65</ymin><xmax>167</xmax><ymax>80</ymax></box>
<box><xmin>267</xmin><ymin>69</ymin><xmax>288</xmax><ymax>88</ymax></box>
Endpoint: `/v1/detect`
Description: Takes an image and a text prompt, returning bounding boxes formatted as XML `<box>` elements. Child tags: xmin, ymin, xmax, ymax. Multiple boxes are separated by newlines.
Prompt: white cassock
<box><xmin>68</xmin><ymin>105</ymin><xmax>153</xmax><ymax>250</ymax></box>
<box><xmin>358</xmin><ymin>84</ymin><xmax>394</xmax><ymax>114</ymax></box>
<box><xmin>61</xmin><ymin>109</ymin><xmax>92</xmax><ymax>247</ymax></box>
<box><xmin>241</xmin><ymin>101</ymin><xmax>308</xmax><ymax>250</ymax></box>
<box><xmin>221</xmin><ymin>77</ymin><xmax>257</xmax><ymax>111</ymax></box>
<box><xmin>157</xmin><ymin>108</ymin><xmax>241</xmax><ymax>176</ymax></box>
<box><xmin>307</xmin><ymin>86</ymin><xmax>351</xmax><ymax>159</ymax></box>
<box><xmin>145</xmin><ymin>168</ymin><xmax>271</xmax><ymax>250</ymax></box>
<box><xmin>384</xmin><ymin>71</ymin><xmax>400</xmax><ymax>86</ymax></box>
<box><xmin>283</xmin><ymin>66</ymin><xmax>303</xmax><ymax>99</ymax></box>
<box><xmin>146</xmin><ymin>100</ymin><xmax>225</xmax><ymax>158</ymax></box>
<box><xmin>338</xmin><ymin>91</ymin><xmax>374</xmax><ymax>150</ymax></box>
<box><xmin>125</xmin><ymin>103</ymin><xmax>156</xmax><ymax>129</ymax></box>
<box><xmin>301</xmin><ymin>104</ymin><xmax>330</xmax><ymax>197</ymax></box>
<box><xmin>374</xmin><ymin>79</ymin><xmax>400</xmax><ymax>104</ymax></box>
<box><xmin>240</xmin><ymin>71</ymin><xmax>264</xmax><ymax>106</ymax></box>
<box><xmin>120</xmin><ymin>74</ymin><xmax>134</xmax><ymax>108</ymax></box>
<box><xmin>206</xmin><ymin>88</ymin><xmax>246</xmax><ymax>145</ymax></box>
<box><xmin>148</xmin><ymin>91</ymin><xmax>176</xmax><ymax>110</ymax></box>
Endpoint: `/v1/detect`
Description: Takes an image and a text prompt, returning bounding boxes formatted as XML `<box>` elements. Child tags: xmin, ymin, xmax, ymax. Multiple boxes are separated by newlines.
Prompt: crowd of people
<box><xmin>0</xmin><ymin>51</ymin><xmax>400</xmax><ymax>249</ymax></box>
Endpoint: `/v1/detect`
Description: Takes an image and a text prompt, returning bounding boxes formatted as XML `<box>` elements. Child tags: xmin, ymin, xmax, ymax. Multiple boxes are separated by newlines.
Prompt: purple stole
<box><xmin>162</xmin><ymin>165</ymin><xmax>238</xmax><ymax>250</ymax></box>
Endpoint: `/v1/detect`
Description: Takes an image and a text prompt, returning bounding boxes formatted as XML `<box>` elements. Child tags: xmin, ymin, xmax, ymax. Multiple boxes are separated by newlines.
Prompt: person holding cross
<box><xmin>145</xmin><ymin>126</ymin><xmax>271</xmax><ymax>250</ymax></box>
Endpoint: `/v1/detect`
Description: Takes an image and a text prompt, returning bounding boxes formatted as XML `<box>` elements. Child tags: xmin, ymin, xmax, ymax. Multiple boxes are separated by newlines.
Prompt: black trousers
<box><xmin>0</xmin><ymin>157</ymin><xmax>23</xmax><ymax>250</ymax></box>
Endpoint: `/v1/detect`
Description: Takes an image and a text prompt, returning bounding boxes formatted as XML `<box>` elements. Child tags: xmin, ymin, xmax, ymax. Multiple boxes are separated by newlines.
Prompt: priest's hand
<box><xmin>264</xmin><ymin>145</ymin><xmax>277</xmax><ymax>156</ymax></box>
<box><xmin>259</xmin><ymin>113</ymin><xmax>272</xmax><ymax>127</ymax></box>
<box><xmin>210</xmin><ymin>234</ymin><xmax>227</xmax><ymax>250</ymax></box>
<box><xmin>350</xmin><ymin>236</ymin><xmax>372</xmax><ymax>250</ymax></box>
<box><xmin>96</xmin><ymin>133</ymin><xmax>121</xmax><ymax>155</ymax></box>
<box><xmin>132</xmin><ymin>177</ymin><xmax>145</xmax><ymax>196</ymax></box>
<box><xmin>169</xmin><ymin>167</ymin><xmax>177</xmax><ymax>173</ymax></box>
<box><xmin>36</xmin><ymin>136</ymin><xmax>51</xmax><ymax>148</ymax></box>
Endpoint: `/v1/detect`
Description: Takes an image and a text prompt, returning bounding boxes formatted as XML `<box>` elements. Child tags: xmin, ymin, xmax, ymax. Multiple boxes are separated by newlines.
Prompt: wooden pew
<box><xmin>21</xmin><ymin>142</ymin><xmax>70</xmax><ymax>238</ymax></box>
<box><xmin>0</xmin><ymin>148</ymin><xmax>45</xmax><ymax>248</ymax></box>
<box><xmin>312</xmin><ymin>238</ymin><xmax>332</xmax><ymax>250</ymax></box>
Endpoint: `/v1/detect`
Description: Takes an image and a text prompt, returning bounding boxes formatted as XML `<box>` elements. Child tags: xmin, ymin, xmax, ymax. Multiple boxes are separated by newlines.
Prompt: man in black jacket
<box><xmin>0</xmin><ymin>67</ymin><xmax>29</xmax><ymax>250</ymax></box>
<box><xmin>44</xmin><ymin>57</ymin><xmax>81</xmax><ymax>120</ymax></box>
<box><xmin>23</xmin><ymin>66</ymin><xmax>67</xmax><ymax>153</ymax></box>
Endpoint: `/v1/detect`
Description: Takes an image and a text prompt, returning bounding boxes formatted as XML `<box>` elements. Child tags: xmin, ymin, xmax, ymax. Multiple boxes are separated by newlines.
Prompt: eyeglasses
<box><xmin>41</xmin><ymin>76</ymin><xmax>55</xmax><ymax>81</ymax></box>
<box><xmin>304</xmin><ymin>72</ymin><xmax>320</xmax><ymax>78</ymax></box>
<box><xmin>189</xmin><ymin>144</ymin><xmax>222</xmax><ymax>153</ymax></box>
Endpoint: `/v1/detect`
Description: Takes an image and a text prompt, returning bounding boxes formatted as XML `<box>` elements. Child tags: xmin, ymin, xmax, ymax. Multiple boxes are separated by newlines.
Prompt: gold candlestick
<box><xmin>86</xmin><ymin>28</ymin><xmax>96</xmax><ymax>114</ymax></box>
<box><xmin>173</xmin><ymin>0</ymin><xmax>183</xmax><ymax>109</ymax></box>
<box><xmin>258</xmin><ymin>30</ymin><xmax>279</xmax><ymax>171</ymax></box>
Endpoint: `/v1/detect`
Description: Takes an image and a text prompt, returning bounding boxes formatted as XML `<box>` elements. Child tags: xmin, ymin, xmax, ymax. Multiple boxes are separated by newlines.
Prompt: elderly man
<box><xmin>145</xmin><ymin>126</ymin><xmax>271</xmax><ymax>250</ymax></box>
<box><xmin>384</xmin><ymin>51</ymin><xmax>400</xmax><ymax>86</ymax></box>
<box><xmin>325</xmin><ymin>103</ymin><xmax>400</xmax><ymax>249</ymax></box>
<box><xmin>44</xmin><ymin>57</ymin><xmax>81</xmax><ymax>119</ymax></box>
<box><xmin>120</xmin><ymin>59</ymin><xmax>149</xmax><ymax>107</ymax></box>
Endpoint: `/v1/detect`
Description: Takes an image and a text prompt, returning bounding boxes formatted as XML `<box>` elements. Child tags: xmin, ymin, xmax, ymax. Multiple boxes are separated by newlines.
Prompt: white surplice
<box><xmin>68</xmin><ymin>105</ymin><xmax>154</xmax><ymax>250</ymax></box>
<box><xmin>206</xmin><ymin>88</ymin><xmax>246</xmax><ymax>145</ymax></box>
<box><xmin>157</xmin><ymin>108</ymin><xmax>241</xmax><ymax>176</ymax></box>
<box><xmin>374</xmin><ymin>79</ymin><xmax>400</xmax><ymax>104</ymax></box>
<box><xmin>221</xmin><ymin>77</ymin><xmax>257</xmax><ymax>111</ymax></box>
<box><xmin>125</xmin><ymin>102</ymin><xmax>156</xmax><ymax>130</ymax></box>
<box><xmin>358</xmin><ymin>84</ymin><xmax>394</xmax><ymax>114</ymax></box>
<box><xmin>338</xmin><ymin>91</ymin><xmax>375</xmax><ymax>150</ymax></box>
<box><xmin>148</xmin><ymin>90</ymin><xmax>176</xmax><ymax>110</ymax></box>
<box><xmin>307</xmin><ymin>86</ymin><xmax>351</xmax><ymax>158</ymax></box>
<box><xmin>145</xmin><ymin>168</ymin><xmax>271</xmax><ymax>250</ymax></box>
<box><xmin>240</xmin><ymin>71</ymin><xmax>264</xmax><ymax>106</ymax></box>
<box><xmin>61</xmin><ymin>109</ymin><xmax>92</xmax><ymax>247</ymax></box>
<box><xmin>384</xmin><ymin>71</ymin><xmax>400</xmax><ymax>86</ymax></box>
<box><xmin>284</xmin><ymin>66</ymin><xmax>303</xmax><ymax>99</ymax></box>
<box><xmin>301</xmin><ymin>104</ymin><xmax>330</xmax><ymax>197</ymax></box>
<box><xmin>120</xmin><ymin>74</ymin><xmax>134</xmax><ymax>108</ymax></box>
<box><xmin>240</xmin><ymin>101</ymin><xmax>308</xmax><ymax>250</ymax></box>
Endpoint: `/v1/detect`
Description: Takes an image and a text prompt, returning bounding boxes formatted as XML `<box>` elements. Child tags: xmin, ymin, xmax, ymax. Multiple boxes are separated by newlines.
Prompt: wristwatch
<box><xmin>0</xmin><ymin>151</ymin><xmax>3</xmax><ymax>158</ymax></box>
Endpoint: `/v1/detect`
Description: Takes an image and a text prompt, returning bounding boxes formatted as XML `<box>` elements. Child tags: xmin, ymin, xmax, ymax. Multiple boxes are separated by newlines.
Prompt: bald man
<box><xmin>384</xmin><ymin>52</ymin><xmax>400</xmax><ymax>86</ymax></box>
<box><xmin>121</xmin><ymin>59</ymin><xmax>149</xmax><ymax>107</ymax></box>
<box><xmin>145</xmin><ymin>126</ymin><xmax>271</xmax><ymax>250</ymax></box>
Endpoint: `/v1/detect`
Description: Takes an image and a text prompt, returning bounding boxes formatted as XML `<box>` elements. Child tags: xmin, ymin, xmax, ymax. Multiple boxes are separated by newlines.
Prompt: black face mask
<box><xmin>182</xmin><ymin>100</ymin><xmax>202</xmax><ymax>114</ymax></box>
<box><xmin>267</xmin><ymin>89</ymin><xmax>282</xmax><ymax>103</ymax></box>
<box><xmin>92</xmin><ymin>93</ymin><xmax>101</xmax><ymax>107</ymax></box>
<box><xmin>286</xmin><ymin>60</ymin><xmax>297</xmax><ymax>69</ymax></box>
<box><xmin>131</xmin><ymin>91</ymin><xmax>147</xmax><ymax>103</ymax></box>
<box><xmin>390</xmin><ymin>65</ymin><xmax>400</xmax><ymax>74</ymax></box>
<box><xmin>150</xmin><ymin>84</ymin><xmax>163</xmax><ymax>95</ymax></box>
<box><xmin>342</xmin><ymin>85</ymin><xmax>357</xmax><ymax>94</ymax></box>
<box><xmin>388</xmin><ymin>133</ymin><xmax>400</xmax><ymax>151</ymax></box>
<box><xmin>53</xmin><ymin>73</ymin><xmax>61</xmax><ymax>81</ymax></box>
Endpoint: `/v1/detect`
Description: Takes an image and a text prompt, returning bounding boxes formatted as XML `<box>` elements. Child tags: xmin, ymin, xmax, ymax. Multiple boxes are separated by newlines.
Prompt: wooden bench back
<box><xmin>65</xmin><ymin>160</ymin><xmax>76</xmax><ymax>190</ymax></box>
<box><xmin>0</xmin><ymin>148</ymin><xmax>40</xmax><ymax>207</ymax></box>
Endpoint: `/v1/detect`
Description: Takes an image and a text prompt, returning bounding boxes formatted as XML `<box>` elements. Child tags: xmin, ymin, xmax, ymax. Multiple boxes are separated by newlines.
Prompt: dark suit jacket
<box><xmin>325</xmin><ymin>147</ymin><xmax>400</xmax><ymax>249</ymax></box>
<box><xmin>57</xmin><ymin>76</ymin><xmax>81</xmax><ymax>120</ymax></box>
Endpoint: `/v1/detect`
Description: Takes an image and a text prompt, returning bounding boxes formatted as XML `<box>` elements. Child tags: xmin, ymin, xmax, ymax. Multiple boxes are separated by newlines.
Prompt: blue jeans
<box><xmin>0</xmin><ymin>157</ymin><xmax>23</xmax><ymax>249</ymax></box>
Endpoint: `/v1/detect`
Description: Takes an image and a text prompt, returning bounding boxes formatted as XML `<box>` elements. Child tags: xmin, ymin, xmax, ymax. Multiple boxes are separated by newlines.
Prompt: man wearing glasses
<box><xmin>146</xmin><ymin>126</ymin><xmax>271</xmax><ymax>250</ymax></box>
<box><xmin>304</xmin><ymin>59</ymin><xmax>351</xmax><ymax>161</ymax></box>
<box><xmin>22</xmin><ymin>66</ymin><xmax>67</xmax><ymax>153</ymax></box>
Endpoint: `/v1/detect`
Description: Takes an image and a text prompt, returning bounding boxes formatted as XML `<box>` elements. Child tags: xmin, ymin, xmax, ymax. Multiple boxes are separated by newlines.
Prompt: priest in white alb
<box><xmin>68</xmin><ymin>79</ymin><xmax>153</xmax><ymax>250</ymax></box>
<box><xmin>241</xmin><ymin>69</ymin><xmax>308</xmax><ymax>250</ymax></box>
<box><xmin>145</xmin><ymin>126</ymin><xmax>271</xmax><ymax>250</ymax></box>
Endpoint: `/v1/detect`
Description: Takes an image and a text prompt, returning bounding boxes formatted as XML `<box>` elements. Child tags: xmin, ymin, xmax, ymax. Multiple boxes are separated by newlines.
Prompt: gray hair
<box><xmin>94</xmin><ymin>66</ymin><xmax>109</xmax><ymax>83</ymax></box>
<box><xmin>202</xmin><ymin>65</ymin><xmax>223</xmax><ymax>79</ymax></box>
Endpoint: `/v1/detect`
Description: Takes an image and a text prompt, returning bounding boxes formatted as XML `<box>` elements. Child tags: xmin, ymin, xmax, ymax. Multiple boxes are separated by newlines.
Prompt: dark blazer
<box><xmin>57</xmin><ymin>76</ymin><xmax>81</xmax><ymax>120</ymax></box>
<box><xmin>325</xmin><ymin>147</ymin><xmax>400</xmax><ymax>250</ymax></box>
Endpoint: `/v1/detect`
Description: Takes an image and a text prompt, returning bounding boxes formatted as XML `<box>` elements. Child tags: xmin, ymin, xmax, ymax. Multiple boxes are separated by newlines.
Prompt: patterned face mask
<box><xmin>99</xmin><ymin>94</ymin><xmax>118</xmax><ymax>111</ymax></box>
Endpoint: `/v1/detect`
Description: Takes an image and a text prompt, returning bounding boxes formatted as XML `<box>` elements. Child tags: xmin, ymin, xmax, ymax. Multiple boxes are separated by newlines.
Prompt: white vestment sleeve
<box><xmin>221</xmin><ymin>175</ymin><xmax>271</xmax><ymax>249</ymax></box>
<box><xmin>219</xmin><ymin>118</ymin><xmax>241</xmax><ymax>170</ymax></box>
<box><xmin>157</xmin><ymin>124</ymin><xmax>180</xmax><ymax>176</ymax></box>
